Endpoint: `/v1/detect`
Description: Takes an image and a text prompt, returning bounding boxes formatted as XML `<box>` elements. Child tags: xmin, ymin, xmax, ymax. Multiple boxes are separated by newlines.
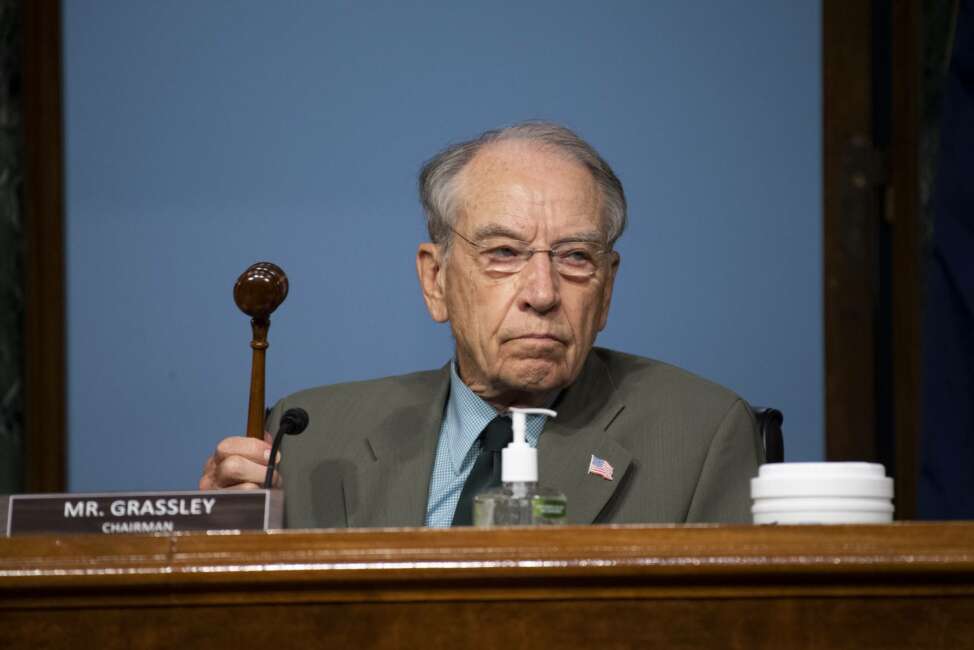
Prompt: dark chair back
<box><xmin>751</xmin><ymin>406</ymin><xmax>784</xmax><ymax>463</ymax></box>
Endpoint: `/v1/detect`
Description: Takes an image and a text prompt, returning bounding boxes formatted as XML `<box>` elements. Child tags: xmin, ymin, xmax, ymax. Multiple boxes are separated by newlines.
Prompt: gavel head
<box><xmin>234</xmin><ymin>262</ymin><xmax>289</xmax><ymax>321</ymax></box>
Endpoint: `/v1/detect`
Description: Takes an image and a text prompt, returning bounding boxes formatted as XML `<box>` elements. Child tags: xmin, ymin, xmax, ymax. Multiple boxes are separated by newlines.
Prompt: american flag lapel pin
<box><xmin>588</xmin><ymin>454</ymin><xmax>614</xmax><ymax>481</ymax></box>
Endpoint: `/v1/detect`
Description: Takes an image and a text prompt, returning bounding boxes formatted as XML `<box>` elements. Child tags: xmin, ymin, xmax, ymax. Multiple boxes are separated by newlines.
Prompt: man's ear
<box><xmin>417</xmin><ymin>243</ymin><xmax>449</xmax><ymax>323</ymax></box>
<box><xmin>597</xmin><ymin>250</ymin><xmax>620</xmax><ymax>332</ymax></box>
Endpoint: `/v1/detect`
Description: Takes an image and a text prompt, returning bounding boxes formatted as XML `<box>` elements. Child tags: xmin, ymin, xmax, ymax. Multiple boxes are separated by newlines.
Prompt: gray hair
<box><xmin>418</xmin><ymin>121</ymin><xmax>627</xmax><ymax>250</ymax></box>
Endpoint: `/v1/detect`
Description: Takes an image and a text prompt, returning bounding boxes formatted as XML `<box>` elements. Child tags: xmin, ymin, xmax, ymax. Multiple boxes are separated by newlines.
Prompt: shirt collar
<box><xmin>443</xmin><ymin>361</ymin><xmax>555</xmax><ymax>475</ymax></box>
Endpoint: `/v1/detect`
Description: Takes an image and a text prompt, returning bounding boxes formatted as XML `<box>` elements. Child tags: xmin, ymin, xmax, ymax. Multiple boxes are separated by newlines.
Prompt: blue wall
<box><xmin>62</xmin><ymin>1</ymin><xmax>822</xmax><ymax>491</ymax></box>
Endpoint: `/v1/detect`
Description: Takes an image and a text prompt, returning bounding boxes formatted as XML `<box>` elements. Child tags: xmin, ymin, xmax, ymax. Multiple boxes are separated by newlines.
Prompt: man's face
<box><xmin>417</xmin><ymin>141</ymin><xmax>619</xmax><ymax>407</ymax></box>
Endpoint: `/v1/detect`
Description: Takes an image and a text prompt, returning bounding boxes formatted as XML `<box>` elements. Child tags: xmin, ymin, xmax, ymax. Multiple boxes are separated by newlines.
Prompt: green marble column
<box><xmin>0</xmin><ymin>0</ymin><xmax>23</xmax><ymax>493</ymax></box>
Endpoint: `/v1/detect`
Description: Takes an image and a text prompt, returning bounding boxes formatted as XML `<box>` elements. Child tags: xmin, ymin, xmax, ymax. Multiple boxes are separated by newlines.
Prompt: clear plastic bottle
<box><xmin>473</xmin><ymin>407</ymin><xmax>567</xmax><ymax>527</ymax></box>
<box><xmin>474</xmin><ymin>481</ymin><xmax>567</xmax><ymax>526</ymax></box>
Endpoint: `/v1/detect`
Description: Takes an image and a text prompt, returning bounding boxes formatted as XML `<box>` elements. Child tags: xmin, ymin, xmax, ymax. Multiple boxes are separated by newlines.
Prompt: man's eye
<box><xmin>486</xmin><ymin>246</ymin><xmax>520</xmax><ymax>260</ymax></box>
<box><xmin>558</xmin><ymin>248</ymin><xmax>595</xmax><ymax>265</ymax></box>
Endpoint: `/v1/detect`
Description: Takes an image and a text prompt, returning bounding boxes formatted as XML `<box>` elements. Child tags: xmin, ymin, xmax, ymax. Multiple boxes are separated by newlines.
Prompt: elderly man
<box><xmin>200</xmin><ymin>122</ymin><xmax>763</xmax><ymax>527</ymax></box>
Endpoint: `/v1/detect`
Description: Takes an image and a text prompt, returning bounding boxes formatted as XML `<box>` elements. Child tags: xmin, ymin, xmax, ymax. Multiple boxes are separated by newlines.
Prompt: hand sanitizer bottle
<box><xmin>473</xmin><ymin>407</ymin><xmax>567</xmax><ymax>526</ymax></box>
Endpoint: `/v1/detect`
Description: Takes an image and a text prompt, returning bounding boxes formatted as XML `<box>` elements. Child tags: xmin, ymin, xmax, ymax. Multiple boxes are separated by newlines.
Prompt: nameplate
<box><xmin>0</xmin><ymin>489</ymin><xmax>283</xmax><ymax>536</ymax></box>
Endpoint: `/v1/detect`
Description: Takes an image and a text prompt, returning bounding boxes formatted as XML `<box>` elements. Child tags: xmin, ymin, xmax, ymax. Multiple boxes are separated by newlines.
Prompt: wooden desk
<box><xmin>1</xmin><ymin>523</ymin><xmax>972</xmax><ymax>649</ymax></box>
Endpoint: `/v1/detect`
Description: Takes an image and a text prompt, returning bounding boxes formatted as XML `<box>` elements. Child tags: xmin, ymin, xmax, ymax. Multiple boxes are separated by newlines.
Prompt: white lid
<box><xmin>502</xmin><ymin>407</ymin><xmax>556</xmax><ymax>483</ymax></box>
<box><xmin>751</xmin><ymin>476</ymin><xmax>893</xmax><ymax>498</ymax></box>
<box><xmin>751</xmin><ymin>462</ymin><xmax>893</xmax><ymax>499</ymax></box>
<box><xmin>752</xmin><ymin>496</ymin><xmax>894</xmax><ymax>514</ymax></box>
<box><xmin>757</xmin><ymin>462</ymin><xmax>886</xmax><ymax>478</ymax></box>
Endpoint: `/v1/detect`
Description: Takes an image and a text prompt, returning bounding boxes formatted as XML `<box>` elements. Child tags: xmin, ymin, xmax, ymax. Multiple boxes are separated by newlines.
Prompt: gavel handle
<box><xmin>246</xmin><ymin>318</ymin><xmax>270</xmax><ymax>439</ymax></box>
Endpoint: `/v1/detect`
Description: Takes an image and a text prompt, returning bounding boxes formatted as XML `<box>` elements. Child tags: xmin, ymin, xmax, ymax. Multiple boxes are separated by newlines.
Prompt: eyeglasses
<box><xmin>450</xmin><ymin>227</ymin><xmax>609</xmax><ymax>279</ymax></box>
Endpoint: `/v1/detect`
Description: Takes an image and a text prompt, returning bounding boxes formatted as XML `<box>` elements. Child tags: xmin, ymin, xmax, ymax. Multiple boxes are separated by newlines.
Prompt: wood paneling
<box><xmin>823</xmin><ymin>1</ymin><xmax>880</xmax><ymax>463</ymax></box>
<box><xmin>1</xmin><ymin>525</ymin><xmax>972</xmax><ymax>648</ymax></box>
<box><xmin>823</xmin><ymin>1</ymin><xmax>923</xmax><ymax>519</ymax></box>
<box><xmin>22</xmin><ymin>0</ymin><xmax>65</xmax><ymax>491</ymax></box>
<box><xmin>888</xmin><ymin>0</ymin><xmax>923</xmax><ymax>521</ymax></box>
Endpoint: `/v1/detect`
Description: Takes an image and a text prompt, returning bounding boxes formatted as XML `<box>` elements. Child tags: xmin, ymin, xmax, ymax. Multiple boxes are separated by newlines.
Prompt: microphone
<box><xmin>263</xmin><ymin>407</ymin><xmax>309</xmax><ymax>489</ymax></box>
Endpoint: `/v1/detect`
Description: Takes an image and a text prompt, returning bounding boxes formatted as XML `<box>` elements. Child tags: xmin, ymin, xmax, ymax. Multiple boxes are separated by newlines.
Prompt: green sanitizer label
<box><xmin>532</xmin><ymin>497</ymin><xmax>567</xmax><ymax>520</ymax></box>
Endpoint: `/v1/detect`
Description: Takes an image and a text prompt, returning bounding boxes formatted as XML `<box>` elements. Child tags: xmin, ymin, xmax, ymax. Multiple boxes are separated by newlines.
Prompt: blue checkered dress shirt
<box><xmin>424</xmin><ymin>363</ymin><xmax>548</xmax><ymax>527</ymax></box>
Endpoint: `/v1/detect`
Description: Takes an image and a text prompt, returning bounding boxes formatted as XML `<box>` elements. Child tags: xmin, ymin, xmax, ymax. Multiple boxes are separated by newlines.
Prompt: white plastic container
<box><xmin>750</xmin><ymin>462</ymin><xmax>894</xmax><ymax>524</ymax></box>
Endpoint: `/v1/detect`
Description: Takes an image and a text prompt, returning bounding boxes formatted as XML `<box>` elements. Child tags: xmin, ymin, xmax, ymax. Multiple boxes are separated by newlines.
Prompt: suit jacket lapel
<box><xmin>539</xmin><ymin>353</ymin><xmax>631</xmax><ymax>524</ymax></box>
<box><xmin>346</xmin><ymin>365</ymin><xmax>450</xmax><ymax>528</ymax></box>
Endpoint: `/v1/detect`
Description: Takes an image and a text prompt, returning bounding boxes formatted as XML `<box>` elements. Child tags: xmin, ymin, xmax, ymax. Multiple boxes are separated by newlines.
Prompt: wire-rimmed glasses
<box><xmin>450</xmin><ymin>227</ymin><xmax>609</xmax><ymax>279</ymax></box>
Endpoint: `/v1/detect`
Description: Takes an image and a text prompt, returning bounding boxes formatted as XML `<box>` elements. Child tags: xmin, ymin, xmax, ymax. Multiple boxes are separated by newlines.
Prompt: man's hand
<box><xmin>199</xmin><ymin>434</ymin><xmax>280</xmax><ymax>490</ymax></box>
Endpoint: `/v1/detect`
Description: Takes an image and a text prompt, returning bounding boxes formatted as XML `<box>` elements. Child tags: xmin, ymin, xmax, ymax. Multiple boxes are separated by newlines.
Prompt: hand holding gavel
<box><xmin>199</xmin><ymin>262</ymin><xmax>289</xmax><ymax>490</ymax></box>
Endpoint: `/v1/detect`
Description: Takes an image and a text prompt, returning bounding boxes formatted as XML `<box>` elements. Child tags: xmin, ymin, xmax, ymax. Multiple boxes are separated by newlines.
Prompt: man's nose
<box><xmin>517</xmin><ymin>251</ymin><xmax>560</xmax><ymax>314</ymax></box>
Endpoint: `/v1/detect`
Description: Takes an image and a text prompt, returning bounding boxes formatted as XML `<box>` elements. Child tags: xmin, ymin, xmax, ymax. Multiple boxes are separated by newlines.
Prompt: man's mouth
<box><xmin>509</xmin><ymin>334</ymin><xmax>565</xmax><ymax>344</ymax></box>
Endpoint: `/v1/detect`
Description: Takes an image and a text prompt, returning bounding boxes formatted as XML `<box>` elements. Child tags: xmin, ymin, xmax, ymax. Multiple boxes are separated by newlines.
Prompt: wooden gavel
<box><xmin>234</xmin><ymin>262</ymin><xmax>289</xmax><ymax>439</ymax></box>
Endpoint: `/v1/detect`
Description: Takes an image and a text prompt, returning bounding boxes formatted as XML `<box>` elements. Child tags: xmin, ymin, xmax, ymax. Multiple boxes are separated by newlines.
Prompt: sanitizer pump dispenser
<box><xmin>473</xmin><ymin>407</ymin><xmax>567</xmax><ymax>526</ymax></box>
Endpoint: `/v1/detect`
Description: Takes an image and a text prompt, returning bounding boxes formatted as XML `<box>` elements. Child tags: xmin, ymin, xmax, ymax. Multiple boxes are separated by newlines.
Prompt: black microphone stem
<box><xmin>263</xmin><ymin>430</ymin><xmax>287</xmax><ymax>490</ymax></box>
<box><xmin>263</xmin><ymin>408</ymin><xmax>310</xmax><ymax>489</ymax></box>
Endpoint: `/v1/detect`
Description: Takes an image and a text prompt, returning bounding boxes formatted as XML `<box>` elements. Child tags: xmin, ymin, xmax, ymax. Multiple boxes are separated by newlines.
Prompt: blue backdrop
<box><xmin>62</xmin><ymin>1</ymin><xmax>822</xmax><ymax>491</ymax></box>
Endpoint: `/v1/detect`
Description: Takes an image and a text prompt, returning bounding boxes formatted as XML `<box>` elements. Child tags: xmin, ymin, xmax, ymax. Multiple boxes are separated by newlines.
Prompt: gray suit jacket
<box><xmin>274</xmin><ymin>347</ymin><xmax>763</xmax><ymax>528</ymax></box>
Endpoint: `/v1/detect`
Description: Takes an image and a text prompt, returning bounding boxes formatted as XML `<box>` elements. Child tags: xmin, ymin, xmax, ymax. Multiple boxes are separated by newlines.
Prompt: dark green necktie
<box><xmin>451</xmin><ymin>416</ymin><xmax>513</xmax><ymax>526</ymax></box>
